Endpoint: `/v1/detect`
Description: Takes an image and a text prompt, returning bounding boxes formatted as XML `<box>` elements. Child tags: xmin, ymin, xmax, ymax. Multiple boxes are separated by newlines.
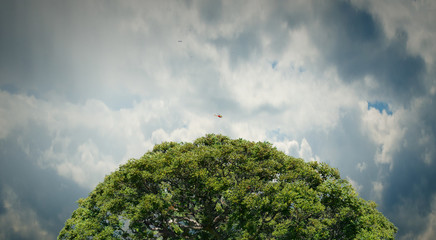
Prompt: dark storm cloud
<box><xmin>380</xmin><ymin>93</ymin><xmax>436</xmax><ymax>238</ymax></box>
<box><xmin>0</xmin><ymin>0</ymin><xmax>74</xmax><ymax>93</ymax></box>
<box><xmin>198</xmin><ymin>0</ymin><xmax>223</xmax><ymax>24</ymax></box>
<box><xmin>0</xmin><ymin>130</ymin><xmax>89</xmax><ymax>239</ymax></box>
<box><xmin>312</xmin><ymin>1</ymin><xmax>426</xmax><ymax>104</ymax></box>
<box><xmin>211</xmin><ymin>29</ymin><xmax>262</xmax><ymax>67</ymax></box>
<box><xmin>0</xmin><ymin>0</ymin><xmax>138</xmax><ymax>106</ymax></box>
<box><xmin>384</xmin><ymin>153</ymin><xmax>436</xmax><ymax>236</ymax></box>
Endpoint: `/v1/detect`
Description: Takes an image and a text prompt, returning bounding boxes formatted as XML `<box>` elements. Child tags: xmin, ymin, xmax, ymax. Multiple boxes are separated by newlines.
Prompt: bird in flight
<box><xmin>214</xmin><ymin>114</ymin><xmax>223</xmax><ymax>118</ymax></box>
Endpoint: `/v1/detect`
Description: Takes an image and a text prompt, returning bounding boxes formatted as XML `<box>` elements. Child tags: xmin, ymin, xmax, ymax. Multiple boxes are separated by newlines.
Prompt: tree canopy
<box><xmin>58</xmin><ymin>134</ymin><xmax>397</xmax><ymax>239</ymax></box>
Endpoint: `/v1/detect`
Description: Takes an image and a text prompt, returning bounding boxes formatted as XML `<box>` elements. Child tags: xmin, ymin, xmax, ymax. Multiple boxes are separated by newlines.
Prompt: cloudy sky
<box><xmin>1</xmin><ymin>0</ymin><xmax>436</xmax><ymax>239</ymax></box>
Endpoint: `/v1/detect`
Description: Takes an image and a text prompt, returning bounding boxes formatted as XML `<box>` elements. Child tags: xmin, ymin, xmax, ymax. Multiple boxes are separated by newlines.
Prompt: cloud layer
<box><xmin>1</xmin><ymin>0</ymin><xmax>435</xmax><ymax>239</ymax></box>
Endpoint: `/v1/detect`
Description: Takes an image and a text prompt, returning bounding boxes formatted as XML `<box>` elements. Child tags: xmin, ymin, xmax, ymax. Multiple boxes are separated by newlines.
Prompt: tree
<box><xmin>58</xmin><ymin>134</ymin><xmax>397</xmax><ymax>239</ymax></box>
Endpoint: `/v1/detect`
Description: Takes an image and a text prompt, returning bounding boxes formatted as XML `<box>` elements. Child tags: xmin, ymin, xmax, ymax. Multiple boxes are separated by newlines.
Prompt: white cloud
<box><xmin>357</xmin><ymin>162</ymin><xmax>367</xmax><ymax>172</ymax></box>
<box><xmin>105</xmin><ymin>1</ymin><xmax>359</xmax><ymax>141</ymax></box>
<box><xmin>2</xmin><ymin>89</ymin><xmax>288</xmax><ymax>188</ymax></box>
<box><xmin>274</xmin><ymin>139</ymin><xmax>300</xmax><ymax>157</ymax></box>
<box><xmin>0</xmin><ymin>91</ymin><xmax>37</xmax><ymax>139</ymax></box>
<box><xmin>220</xmin><ymin>59</ymin><xmax>357</xmax><ymax>136</ymax></box>
<box><xmin>299</xmin><ymin>138</ymin><xmax>318</xmax><ymax>162</ymax></box>
<box><xmin>54</xmin><ymin>139</ymin><xmax>118</xmax><ymax>188</ymax></box>
<box><xmin>347</xmin><ymin>177</ymin><xmax>363</xmax><ymax>193</ymax></box>
<box><xmin>2</xmin><ymin>63</ymin><xmax>352</xmax><ymax>190</ymax></box>
<box><xmin>372</xmin><ymin>181</ymin><xmax>384</xmax><ymax>203</ymax></box>
<box><xmin>360</xmin><ymin>101</ymin><xmax>406</xmax><ymax>167</ymax></box>
<box><xmin>0</xmin><ymin>91</ymin><xmax>171</xmax><ymax>188</ymax></box>
<box><xmin>360</xmin><ymin>96</ymin><xmax>436</xmax><ymax>168</ymax></box>
<box><xmin>274</xmin><ymin>138</ymin><xmax>319</xmax><ymax>162</ymax></box>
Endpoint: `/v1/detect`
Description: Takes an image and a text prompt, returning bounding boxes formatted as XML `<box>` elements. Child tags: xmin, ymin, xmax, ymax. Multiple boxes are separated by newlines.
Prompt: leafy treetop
<box><xmin>58</xmin><ymin>134</ymin><xmax>397</xmax><ymax>239</ymax></box>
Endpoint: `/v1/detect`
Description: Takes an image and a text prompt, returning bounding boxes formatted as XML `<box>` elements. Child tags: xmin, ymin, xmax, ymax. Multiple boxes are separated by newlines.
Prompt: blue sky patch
<box><xmin>271</xmin><ymin>60</ymin><xmax>278</xmax><ymax>69</ymax></box>
<box><xmin>368</xmin><ymin>101</ymin><xmax>392</xmax><ymax>115</ymax></box>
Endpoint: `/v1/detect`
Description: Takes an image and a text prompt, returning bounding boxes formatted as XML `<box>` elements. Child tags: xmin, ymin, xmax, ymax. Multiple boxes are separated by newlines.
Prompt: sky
<box><xmin>0</xmin><ymin>0</ymin><xmax>435</xmax><ymax>239</ymax></box>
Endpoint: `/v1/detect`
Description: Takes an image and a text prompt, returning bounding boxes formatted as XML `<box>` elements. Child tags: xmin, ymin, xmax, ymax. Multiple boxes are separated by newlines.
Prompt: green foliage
<box><xmin>58</xmin><ymin>134</ymin><xmax>397</xmax><ymax>239</ymax></box>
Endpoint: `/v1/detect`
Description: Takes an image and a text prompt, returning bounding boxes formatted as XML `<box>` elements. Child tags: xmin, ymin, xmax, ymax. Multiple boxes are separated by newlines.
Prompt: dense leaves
<box><xmin>58</xmin><ymin>134</ymin><xmax>396</xmax><ymax>239</ymax></box>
